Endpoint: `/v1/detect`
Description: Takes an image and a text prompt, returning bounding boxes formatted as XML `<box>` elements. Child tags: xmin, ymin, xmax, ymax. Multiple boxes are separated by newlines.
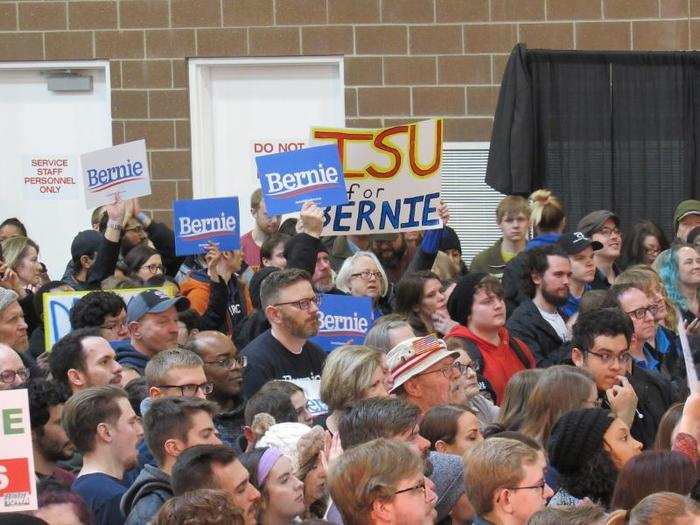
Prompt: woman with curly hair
<box><xmin>546</xmin><ymin>408</ymin><xmax>642</xmax><ymax>508</ymax></box>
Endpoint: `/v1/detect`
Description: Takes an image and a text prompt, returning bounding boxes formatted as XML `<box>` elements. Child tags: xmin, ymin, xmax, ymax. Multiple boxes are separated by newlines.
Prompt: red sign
<box><xmin>0</xmin><ymin>458</ymin><xmax>31</xmax><ymax>495</ymax></box>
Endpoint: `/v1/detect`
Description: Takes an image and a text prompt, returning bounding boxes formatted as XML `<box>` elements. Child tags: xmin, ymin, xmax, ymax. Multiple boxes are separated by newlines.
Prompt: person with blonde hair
<box><xmin>464</xmin><ymin>437</ymin><xmax>553</xmax><ymax>525</ymax></box>
<box><xmin>336</xmin><ymin>251</ymin><xmax>391</xmax><ymax>319</ymax></box>
<box><xmin>519</xmin><ymin>365</ymin><xmax>597</xmax><ymax>446</ymax></box>
<box><xmin>471</xmin><ymin>195</ymin><xmax>530</xmax><ymax>279</ymax></box>
<box><xmin>606</xmin><ymin>492</ymin><xmax>700</xmax><ymax>525</ymax></box>
<box><xmin>327</xmin><ymin>438</ymin><xmax>437</xmax><ymax>525</ymax></box>
<box><xmin>502</xmin><ymin>189</ymin><xmax>567</xmax><ymax>314</ymax></box>
<box><xmin>319</xmin><ymin>344</ymin><xmax>392</xmax><ymax>433</ymax></box>
<box><xmin>615</xmin><ymin>265</ymin><xmax>685</xmax><ymax>391</ymax></box>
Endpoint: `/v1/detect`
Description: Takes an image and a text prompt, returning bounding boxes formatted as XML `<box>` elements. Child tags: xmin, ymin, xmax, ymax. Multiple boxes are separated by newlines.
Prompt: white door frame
<box><xmin>0</xmin><ymin>59</ymin><xmax>112</xmax><ymax>133</ymax></box>
<box><xmin>188</xmin><ymin>56</ymin><xmax>345</xmax><ymax>198</ymax></box>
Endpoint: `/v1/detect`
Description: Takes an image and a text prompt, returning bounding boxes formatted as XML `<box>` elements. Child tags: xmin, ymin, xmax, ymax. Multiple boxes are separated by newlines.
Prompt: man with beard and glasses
<box><xmin>27</xmin><ymin>378</ymin><xmax>76</xmax><ymax>489</ymax></box>
<box><xmin>507</xmin><ymin>245</ymin><xmax>572</xmax><ymax>367</ymax></box>
<box><xmin>240</xmin><ymin>269</ymin><xmax>326</xmax><ymax>400</ymax></box>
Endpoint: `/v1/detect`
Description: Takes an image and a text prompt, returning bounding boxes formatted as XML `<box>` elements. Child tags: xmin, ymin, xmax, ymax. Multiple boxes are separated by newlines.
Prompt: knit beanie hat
<box><xmin>439</xmin><ymin>226</ymin><xmax>461</xmax><ymax>253</ymax></box>
<box><xmin>256</xmin><ymin>422</ymin><xmax>313</xmax><ymax>472</ymax></box>
<box><xmin>446</xmin><ymin>272</ymin><xmax>487</xmax><ymax>326</ymax></box>
<box><xmin>429</xmin><ymin>451</ymin><xmax>466</xmax><ymax>522</ymax></box>
<box><xmin>249</xmin><ymin>266</ymin><xmax>280</xmax><ymax>310</ymax></box>
<box><xmin>0</xmin><ymin>288</ymin><xmax>18</xmax><ymax>313</ymax></box>
<box><xmin>546</xmin><ymin>408</ymin><xmax>615</xmax><ymax>476</ymax></box>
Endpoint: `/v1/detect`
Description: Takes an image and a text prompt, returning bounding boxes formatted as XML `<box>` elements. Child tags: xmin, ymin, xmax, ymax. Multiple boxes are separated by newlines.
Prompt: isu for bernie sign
<box><xmin>310</xmin><ymin>118</ymin><xmax>443</xmax><ymax>235</ymax></box>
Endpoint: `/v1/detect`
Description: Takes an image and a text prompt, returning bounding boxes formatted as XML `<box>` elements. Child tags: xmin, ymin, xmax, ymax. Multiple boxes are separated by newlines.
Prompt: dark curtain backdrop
<box><xmin>487</xmin><ymin>45</ymin><xmax>700</xmax><ymax>238</ymax></box>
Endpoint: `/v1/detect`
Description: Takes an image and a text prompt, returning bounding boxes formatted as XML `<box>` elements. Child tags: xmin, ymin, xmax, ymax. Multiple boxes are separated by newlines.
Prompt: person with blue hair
<box><xmin>657</xmin><ymin>243</ymin><xmax>700</xmax><ymax>329</ymax></box>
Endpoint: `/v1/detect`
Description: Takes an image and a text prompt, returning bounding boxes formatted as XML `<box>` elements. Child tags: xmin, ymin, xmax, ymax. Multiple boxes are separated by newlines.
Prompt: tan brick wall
<box><xmin>0</xmin><ymin>0</ymin><xmax>696</xmax><ymax>219</ymax></box>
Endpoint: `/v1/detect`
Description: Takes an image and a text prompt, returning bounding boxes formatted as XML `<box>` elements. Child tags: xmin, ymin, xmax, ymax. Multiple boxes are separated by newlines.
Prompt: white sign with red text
<box><xmin>0</xmin><ymin>389</ymin><xmax>37</xmax><ymax>513</ymax></box>
<box><xmin>22</xmin><ymin>155</ymin><xmax>79</xmax><ymax>200</ymax></box>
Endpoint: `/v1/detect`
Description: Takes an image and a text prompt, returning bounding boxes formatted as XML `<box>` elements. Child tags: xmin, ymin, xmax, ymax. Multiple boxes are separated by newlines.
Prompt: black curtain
<box><xmin>486</xmin><ymin>45</ymin><xmax>700</xmax><ymax>238</ymax></box>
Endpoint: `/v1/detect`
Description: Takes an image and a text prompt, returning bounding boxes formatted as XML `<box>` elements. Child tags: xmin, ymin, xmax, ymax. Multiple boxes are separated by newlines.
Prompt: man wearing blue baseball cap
<box><xmin>112</xmin><ymin>289</ymin><xmax>190</xmax><ymax>375</ymax></box>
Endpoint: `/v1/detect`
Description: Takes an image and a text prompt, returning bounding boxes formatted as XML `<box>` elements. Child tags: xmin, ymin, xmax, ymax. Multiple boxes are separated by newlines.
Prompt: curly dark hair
<box><xmin>27</xmin><ymin>378</ymin><xmax>70</xmax><ymax>438</ymax></box>
<box><xmin>557</xmin><ymin>447</ymin><xmax>619</xmax><ymax>508</ymax></box>
<box><xmin>69</xmin><ymin>291</ymin><xmax>126</xmax><ymax>330</ymax></box>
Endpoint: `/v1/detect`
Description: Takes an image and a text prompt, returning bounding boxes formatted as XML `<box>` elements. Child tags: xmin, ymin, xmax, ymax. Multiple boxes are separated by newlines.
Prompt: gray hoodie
<box><xmin>120</xmin><ymin>464</ymin><xmax>172</xmax><ymax>525</ymax></box>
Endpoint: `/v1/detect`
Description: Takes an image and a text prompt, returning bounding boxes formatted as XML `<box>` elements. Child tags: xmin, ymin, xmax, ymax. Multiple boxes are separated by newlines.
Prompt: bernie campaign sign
<box><xmin>173</xmin><ymin>197</ymin><xmax>240</xmax><ymax>256</ymax></box>
<box><xmin>310</xmin><ymin>119</ymin><xmax>443</xmax><ymax>235</ymax></box>
<box><xmin>0</xmin><ymin>389</ymin><xmax>37</xmax><ymax>513</ymax></box>
<box><xmin>255</xmin><ymin>144</ymin><xmax>347</xmax><ymax>215</ymax></box>
<box><xmin>311</xmin><ymin>294</ymin><xmax>373</xmax><ymax>353</ymax></box>
<box><xmin>80</xmin><ymin>139</ymin><xmax>151</xmax><ymax>208</ymax></box>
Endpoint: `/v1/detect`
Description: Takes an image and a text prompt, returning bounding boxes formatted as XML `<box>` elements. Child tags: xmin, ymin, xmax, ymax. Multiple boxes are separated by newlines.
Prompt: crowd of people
<box><xmin>0</xmin><ymin>189</ymin><xmax>699</xmax><ymax>525</ymax></box>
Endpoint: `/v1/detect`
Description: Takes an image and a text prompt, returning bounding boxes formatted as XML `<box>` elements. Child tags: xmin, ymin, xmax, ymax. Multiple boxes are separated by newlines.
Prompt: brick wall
<box><xmin>0</xmin><ymin>0</ymin><xmax>697</xmax><ymax>219</ymax></box>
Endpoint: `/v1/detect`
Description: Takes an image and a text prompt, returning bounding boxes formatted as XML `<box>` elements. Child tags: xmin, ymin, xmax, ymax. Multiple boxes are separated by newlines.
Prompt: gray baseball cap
<box><xmin>576</xmin><ymin>210</ymin><xmax>620</xmax><ymax>237</ymax></box>
<box><xmin>0</xmin><ymin>288</ymin><xmax>18</xmax><ymax>313</ymax></box>
<box><xmin>126</xmin><ymin>289</ymin><xmax>190</xmax><ymax>324</ymax></box>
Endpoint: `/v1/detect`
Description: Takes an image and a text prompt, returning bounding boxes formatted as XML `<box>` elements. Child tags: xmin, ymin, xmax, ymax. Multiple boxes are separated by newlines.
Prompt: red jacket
<box><xmin>447</xmin><ymin>324</ymin><xmax>535</xmax><ymax>405</ymax></box>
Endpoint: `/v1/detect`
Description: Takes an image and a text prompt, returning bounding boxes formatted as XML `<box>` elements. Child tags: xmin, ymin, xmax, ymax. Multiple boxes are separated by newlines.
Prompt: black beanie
<box><xmin>283</xmin><ymin>233</ymin><xmax>328</xmax><ymax>261</ymax></box>
<box><xmin>249</xmin><ymin>266</ymin><xmax>280</xmax><ymax>310</ymax></box>
<box><xmin>446</xmin><ymin>272</ymin><xmax>487</xmax><ymax>326</ymax></box>
<box><xmin>547</xmin><ymin>408</ymin><xmax>615</xmax><ymax>476</ymax></box>
<box><xmin>439</xmin><ymin>226</ymin><xmax>462</xmax><ymax>253</ymax></box>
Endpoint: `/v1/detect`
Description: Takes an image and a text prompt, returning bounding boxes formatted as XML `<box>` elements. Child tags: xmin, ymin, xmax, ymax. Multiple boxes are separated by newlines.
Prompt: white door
<box><xmin>0</xmin><ymin>62</ymin><xmax>112</xmax><ymax>279</ymax></box>
<box><xmin>189</xmin><ymin>57</ymin><xmax>345</xmax><ymax>234</ymax></box>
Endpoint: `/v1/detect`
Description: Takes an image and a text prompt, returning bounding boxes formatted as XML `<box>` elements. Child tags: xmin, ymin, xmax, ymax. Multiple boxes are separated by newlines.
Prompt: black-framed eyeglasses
<box><xmin>0</xmin><ymin>367</ymin><xmax>29</xmax><ymax>384</ymax></box>
<box><xmin>157</xmin><ymin>382</ymin><xmax>214</xmax><ymax>396</ymax></box>
<box><xmin>587</xmin><ymin>350</ymin><xmax>633</xmax><ymax>366</ymax></box>
<box><xmin>140</xmin><ymin>264</ymin><xmax>164</xmax><ymax>275</ymax></box>
<box><xmin>273</xmin><ymin>295</ymin><xmax>321</xmax><ymax>311</ymax></box>
<box><xmin>100</xmin><ymin>319</ymin><xmax>127</xmax><ymax>331</ymax></box>
<box><xmin>414</xmin><ymin>361</ymin><xmax>461</xmax><ymax>379</ymax></box>
<box><xmin>625</xmin><ymin>305</ymin><xmax>657</xmax><ymax>320</ymax></box>
<box><xmin>506</xmin><ymin>479</ymin><xmax>547</xmax><ymax>495</ymax></box>
<box><xmin>351</xmin><ymin>270</ymin><xmax>382</xmax><ymax>281</ymax></box>
<box><xmin>203</xmin><ymin>355</ymin><xmax>247</xmax><ymax>369</ymax></box>
<box><xmin>394</xmin><ymin>479</ymin><xmax>426</xmax><ymax>497</ymax></box>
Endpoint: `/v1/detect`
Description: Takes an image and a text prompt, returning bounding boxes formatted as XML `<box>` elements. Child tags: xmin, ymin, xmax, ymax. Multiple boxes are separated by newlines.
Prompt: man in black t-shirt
<box><xmin>240</xmin><ymin>269</ymin><xmax>325</xmax><ymax>403</ymax></box>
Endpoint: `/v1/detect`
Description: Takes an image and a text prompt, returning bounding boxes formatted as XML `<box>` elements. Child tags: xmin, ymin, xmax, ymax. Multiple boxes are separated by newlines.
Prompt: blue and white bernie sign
<box><xmin>311</xmin><ymin>294</ymin><xmax>373</xmax><ymax>353</ymax></box>
<box><xmin>255</xmin><ymin>144</ymin><xmax>347</xmax><ymax>215</ymax></box>
<box><xmin>80</xmin><ymin>139</ymin><xmax>152</xmax><ymax>208</ymax></box>
<box><xmin>173</xmin><ymin>197</ymin><xmax>240</xmax><ymax>256</ymax></box>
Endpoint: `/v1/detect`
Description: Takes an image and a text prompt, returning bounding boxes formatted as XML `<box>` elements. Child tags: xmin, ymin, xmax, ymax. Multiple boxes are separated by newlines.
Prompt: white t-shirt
<box><xmin>536</xmin><ymin>306</ymin><xmax>570</xmax><ymax>342</ymax></box>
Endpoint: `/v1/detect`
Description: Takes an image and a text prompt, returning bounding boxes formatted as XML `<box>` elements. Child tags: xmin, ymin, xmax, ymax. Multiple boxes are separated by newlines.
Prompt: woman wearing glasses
<box><xmin>446</xmin><ymin>272</ymin><xmax>535</xmax><ymax>405</ymax></box>
<box><xmin>124</xmin><ymin>244</ymin><xmax>164</xmax><ymax>284</ymax></box>
<box><xmin>547</xmin><ymin>407</ymin><xmax>643</xmax><ymax>508</ymax></box>
<box><xmin>336</xmin><ymin>251</ymin><xmax>391</xmax><ymax>319</ymax></box>
<box><xmin>621</xmin><ymin>220</ymin><xmax>669</xmax><ymax>268</ymax></box>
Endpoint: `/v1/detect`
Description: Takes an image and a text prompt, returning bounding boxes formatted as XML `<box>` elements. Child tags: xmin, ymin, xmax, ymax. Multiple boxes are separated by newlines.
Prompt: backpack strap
<box><xmin>508</xmin><ymin>335</ymin><xmax>533</xmax><ymax>370</ymax></box>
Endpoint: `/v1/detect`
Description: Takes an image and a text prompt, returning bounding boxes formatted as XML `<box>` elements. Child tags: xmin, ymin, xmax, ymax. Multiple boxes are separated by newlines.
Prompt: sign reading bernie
<box><xmin>310</xmin><ymin>119</ymin><xmax>443</xmax><ymax>235</ymax></box>
<box><xmin>173</xmin><ymin>197</ymin><xmax>240</xmax><ymax>256</ymax></box>
<box><xmin>310</xmin><ymin>294</ymin><xmax>373</xmax><ymax>353</ymax></box>
<box><xmin>255</xmin><ymin>144</ymin><xmax>347</xmax><ymax>215</ymax></box>
<box><xmin>79</xmin><ymin>139</ymin><xmax>152</xmax><ymax>208</ymax></box>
